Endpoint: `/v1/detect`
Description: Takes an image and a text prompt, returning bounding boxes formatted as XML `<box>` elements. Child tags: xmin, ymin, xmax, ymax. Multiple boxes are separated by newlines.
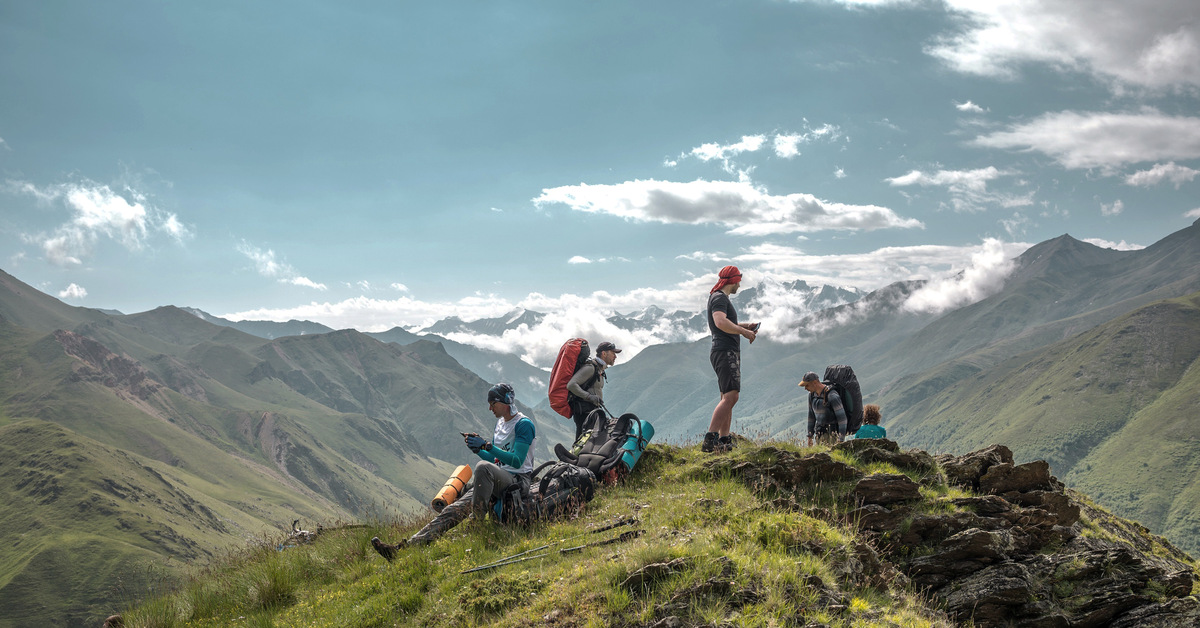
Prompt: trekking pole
<box><xmin>460</xmin><ymin>518</ymin><xmax>638</xmax><ymax>574</ymax></box>
<box><xmin>559</xmin><ymin>528</ymin><xmax>643</xmax><ymax>554</ymax></box>
<box><xmin>458</xmin><ymin>549</ymin><xmax>552</xmax><ymax>573</ymax></box>
<box><xmin>557</xmin><ymin>517</ymin><xmax>637</xmax><ymax>543</ymax></box>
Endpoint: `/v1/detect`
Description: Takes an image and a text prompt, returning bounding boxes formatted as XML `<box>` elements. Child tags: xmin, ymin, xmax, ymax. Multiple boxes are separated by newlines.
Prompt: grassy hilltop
<box><xmin>116</xmin><ymin>440</ymin><xmax>1200</xmax><ymax>628</ymax></box>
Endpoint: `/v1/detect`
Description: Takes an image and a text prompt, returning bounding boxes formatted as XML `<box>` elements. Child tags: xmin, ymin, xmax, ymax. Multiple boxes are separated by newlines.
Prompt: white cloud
<box><xmin>7</xmin><ymin>179</ymin><xmax>189</xmax><ymax>266</ymax></box>
<box><xmin>534</xmin><ymin>178</ymin><xmax>923</xmax><ymax>235</ymax></box>
<box><xmin>834</xmin><ymin>168</ymin><xmax>847</xmax><ymax>179</ymax></box>
<box><xmin>391</xmin><ymin>282</ymin><xmax>410</xmax><ymax>292</ymax></box>
<box><xmin>58</xmin><ymin>283</ymin><xmax>87</xmax><ymax>300</ymax></box>
<box><xmin>1100</xmin><ymin>199</ymin><xmax>1124</xmax><ymax>216</ymax></box>
<box><xmin>901</xmin><ymin>238</ymin><xmax>1018</xmax><ymax>315</ymax></box>
<box><xmin>955</xmin><ymin>100</ymin><xmax>987</xmax><ymax>113</ymax></box>
<box><xmin>1082</xmin><ymin>237</ymin><xmax>1145</xmax><ymax>251</ymax></box>
<box><xmin>691</xmin><ymin>135</ymin><xmax>766</xmax><ymax>164</ymax></box>
<box><xmin>237</xmin><ymin>242</ymin><xmax>326</xmax><ymax>290</ymax></box>
<box><xmin>568</xmin><ymin>256</ymin><xmax>592</xmax><ymax>264</ymax></box>
<box><xmin>676</xmin><ymin>126</ymin><xmax>843</xmax><ymax>172</ymax></box>
<box><xmin>928</xmin><ymin>0</ymin><xmax>1200</xmax><ymax>90</ymax></box>
<box><xmin>221</xmin><ymin>238</ymin><xmax>1034</xmax><ymax>364</ymax></box>
<box><xmin>973</xmin><ymin>110</ymin><xmax>1200</xmax><ymax>171</ymax></box>
<box><xmin>1185</xmin><ymin>207</ymin><xmax>1200</xmax><ymax>219</ymax></box>
<box><xmin>289</xmin><ymin>276</ymin><xmax>328</xmax><ymax>290</ymax></box>
<box><xmin>886</xmin><ymin>167</ymin><xmax>1034</xmax><ymax>212</ymax></box>
<box><xmin>1125</xmin><ymin>162</ymin><xmax>1200</xmax><ymax>188</ymax></box>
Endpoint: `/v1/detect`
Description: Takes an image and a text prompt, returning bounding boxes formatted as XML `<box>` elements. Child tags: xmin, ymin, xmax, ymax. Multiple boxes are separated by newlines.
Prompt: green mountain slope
<box><xmin>0</xmin><ymin>272</ymin><xmax>574</xmax><ymax>627</ymax></box>
<box><xmin>117</xmin><ymin>440</ymin><xmax>1200</xmax><ymax>628</ymax></box>
<box><xmin>883</xmin><ymin>291</ymin><xmax>1200</xmax><ymax>553</ymax></box>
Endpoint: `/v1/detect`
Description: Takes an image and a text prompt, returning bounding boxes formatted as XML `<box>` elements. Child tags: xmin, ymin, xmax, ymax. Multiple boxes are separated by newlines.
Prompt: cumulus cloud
<box><xmin>1125</xmin><ymin>162</ymin><xmax>1200</xmax><ymax>188</ymax></box>
<box><xmin>973</xmin><ymin>110</ymin><xmax>1200</xmax><ymax>171</ymax></box>
<box><xmin>7</xmin><ymin>179</ymin><xmax>190</xmax><ymax>266</ymax></box>
<box><xmin>955</xmin><ymin>100</ymin><xmax>987</xmax><ymax>113</ymax></box>
<box><xmin>927</xmin><ymin>0</ymin><xmax>1200</xmax><ymax>90</ymax></box>
<box><xmin>1100</xmin><ymin>199</ymin><xmax>1125</xmax><ymax>216</ymax></box>
<box><xmin>534</xmin><ymin>178</ymin><xmax>923</xmax><ymax>235</ymax></box>
<box><xmin>886</xmin><ymin>167</ymin><xmax>1034</xmax><ymax>212</ymax></box>
<box><xmin>1185</xmin><ymin>208</ymin><xmax>1200</xmax><ymax>219</ymax></box>
<box><xmin>1083</xmin><ymin>238</ymin><xmax>1145</xmax><ymax>251</ymax></box>
<box><xmin>568</xmin><ymin>256</ymin><xmax>592</xmax><ymax>264</ymax></box>
<box><xmin>58</xmin><ymin>283</ymin><xmax>87</xmax><ymax>300</ymax></box>
<box><xmin>237</xmin><ymin>242</ymin><xmax>327</xmax><ymax>290</ymax></box>
<box><xmin>901</xmin><ymin>238</ymin><xmax>1017</xmax><ymax>314</ymax></box>
<box><xmin>391</xmin><ymin>282</ymin><xmax>410</xmax><ymax>292</ymax></box>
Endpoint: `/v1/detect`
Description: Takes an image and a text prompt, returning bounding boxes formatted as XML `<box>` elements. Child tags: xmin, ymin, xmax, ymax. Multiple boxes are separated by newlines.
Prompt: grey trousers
<box><xmin>408</xmin><ymin>461</ymin><xmax>517</xmax><ymax>546</ymax></box>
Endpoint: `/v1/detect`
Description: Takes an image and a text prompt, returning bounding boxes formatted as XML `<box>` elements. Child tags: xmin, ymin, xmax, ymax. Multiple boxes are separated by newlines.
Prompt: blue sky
<box><xmin>2</xmin><ymin>0</ymin><xmax>1199</xmax><ymax>362</ymax></box>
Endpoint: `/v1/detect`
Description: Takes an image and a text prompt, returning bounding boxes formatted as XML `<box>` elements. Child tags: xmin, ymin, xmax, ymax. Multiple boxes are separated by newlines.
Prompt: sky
<box><xmin>2</xmin><ymin>0</ymin><xmax>1199</xmax><ymax>365</ymax></box>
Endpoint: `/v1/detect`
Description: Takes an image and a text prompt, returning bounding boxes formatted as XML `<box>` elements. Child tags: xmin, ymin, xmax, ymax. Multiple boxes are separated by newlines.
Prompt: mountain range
<box><xmin>3</xmin><ymin>218</ymin><xmax>1200</xmax><ymax>625</ymax></box>
<box><xmin>0</xmin><ymin>273</ymin><xmax>574</xmax><ymax>627</ymax></box>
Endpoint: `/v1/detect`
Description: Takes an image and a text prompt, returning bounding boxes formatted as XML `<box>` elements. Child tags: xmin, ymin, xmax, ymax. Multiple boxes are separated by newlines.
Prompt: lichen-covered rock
<box><xmin>852</xmin><ymin>473</ymin><xmax>921</xmax><ymax>505</ymax></box>
<box><xmin>708</xmin><ymin>447</ymin><xmax>862</xmax><ymax>491</ymax></box>
<box><xmin>1109</xmin><ymin>597</ymin><xmax>1200</xmax><ymax>628</ymax></box>
<box><xmin>979</xmin><ymin>460</ymin><xmax>1053</xmax><ymax>494</ymax></box>
<box><xmin>937</xmin><ymin>444</ymin><xmax>1013</xmax><ymax>490</ymax></box>
<box><xmin>834</xmin><ymin>439</ymin><xmax>939</xmax><ymax>477</ymax></box>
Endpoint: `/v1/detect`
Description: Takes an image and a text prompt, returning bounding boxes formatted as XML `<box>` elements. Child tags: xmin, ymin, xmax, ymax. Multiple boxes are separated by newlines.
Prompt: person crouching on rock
<box><xmin>372</xmin><ymin>383</ymin><xmax>536</xmax><ymax>559</ymax></box>
<box><xmin>800</xmin><ymin>371</ymin><xmax>848</xmax><ymax>446</ymax></box>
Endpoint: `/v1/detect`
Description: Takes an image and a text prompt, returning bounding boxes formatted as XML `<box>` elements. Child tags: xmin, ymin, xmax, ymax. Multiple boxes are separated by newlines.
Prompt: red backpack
<box><xmin>548</xmin><ymin>338</ymin><xmax>591</xmax><ymax>418</ymax></box>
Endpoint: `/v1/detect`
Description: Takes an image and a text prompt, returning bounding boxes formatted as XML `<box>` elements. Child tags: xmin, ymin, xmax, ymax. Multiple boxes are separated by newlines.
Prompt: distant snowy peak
<box><xmin>423</xmin><ymin>308</ymin><xmax>547</xmax><ymax>336</ymax></box>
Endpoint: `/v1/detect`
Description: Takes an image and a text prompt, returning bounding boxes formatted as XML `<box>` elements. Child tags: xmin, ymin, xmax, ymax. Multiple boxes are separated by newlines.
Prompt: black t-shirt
<box><xmin>707</xmin><ymin>291</ymin><xmax>740</xmax><ymax>352</ymax></box>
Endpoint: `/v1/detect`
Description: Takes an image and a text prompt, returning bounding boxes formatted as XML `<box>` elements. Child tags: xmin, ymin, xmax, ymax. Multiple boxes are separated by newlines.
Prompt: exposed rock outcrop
<box><xmin>724</xmin><ymin>440</ymin><xmax>1198</xmax><ymax>627</ymax></box>
<box><xmin>54</xmin><ymin>329</ymin><xmax>161</xmax><ymax>399</ymax></box>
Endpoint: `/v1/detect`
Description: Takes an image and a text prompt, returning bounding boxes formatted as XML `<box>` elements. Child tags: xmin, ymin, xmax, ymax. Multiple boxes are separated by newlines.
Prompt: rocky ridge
<box><xmin>705</xmin><ymin>439</ymin><xmax>1199</xmax><ymax>627</ymax></box>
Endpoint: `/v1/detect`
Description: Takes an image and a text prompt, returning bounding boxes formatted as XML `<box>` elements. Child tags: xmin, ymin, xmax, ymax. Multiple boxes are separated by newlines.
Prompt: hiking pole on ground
<box><xmin>556</xmin><ymin>517</ymin><xmax>638</xmax><ymax>544</ymax></box>
<box><xmin>460</xmin><ymin>517</ymin><xmax>639</xmax><ymax>574</ymax></box>
<box><xmin>461</xmin><ymin>551</ymin><xmax>552</xmax><ymax>574</ymax></box>
<box><xmin>559</xmin><ymin>528</ymin><xmax>643</xmax><ymax>554</ymax></box>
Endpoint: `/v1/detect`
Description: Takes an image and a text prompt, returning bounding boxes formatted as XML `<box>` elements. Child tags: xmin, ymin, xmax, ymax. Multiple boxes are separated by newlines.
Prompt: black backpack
<box><xmin>823</xmin><ymin>364</ymin><xmax>863</xmax><ymax>434</ymax></box>
<box><xmin>497</xmin><ymin>461</ymin><xmax>596</xmax><ymax>525</ymax></box>
<box><xmin>554</xmin><ymin>411</ymin><xmax>635</xmax><ymax>478</ymax></box>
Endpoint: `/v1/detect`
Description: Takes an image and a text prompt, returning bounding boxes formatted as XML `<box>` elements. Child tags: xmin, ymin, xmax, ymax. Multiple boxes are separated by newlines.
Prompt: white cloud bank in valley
<box><xmin>901</xmin><ymin>238</ymin><xmax>1020</xmax><ymax>314</ymax></box>
<box><xmin>533</xmin><ymin>178</ymin><xmax>923</xmax><ymax>236</ymax></box>
<box><xmin>222</xmin><ymin>240</ymin><xmax>1031</xmax><ymax>368</ymax></box>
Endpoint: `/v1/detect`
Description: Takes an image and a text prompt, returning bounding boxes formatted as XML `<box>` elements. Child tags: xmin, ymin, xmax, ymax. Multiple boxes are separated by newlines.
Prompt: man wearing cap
<box><xmin>566</xmin><ymin>341</ymin><xmax>621</xmax><ymax>440</ymax></box>
<box><xmin>703</xmin><ymin>265</ymin><xmax>759</xmax><ymax>453</ymax></box>
<box><xmin>371</xmin><ymin>383</ymin><xmax>536</xmax><ymax>558</ymax></box>
<box><xmin>800</xmin><ymin>371</ymin><xmax>848</xmax><ymax>446</ymax></box>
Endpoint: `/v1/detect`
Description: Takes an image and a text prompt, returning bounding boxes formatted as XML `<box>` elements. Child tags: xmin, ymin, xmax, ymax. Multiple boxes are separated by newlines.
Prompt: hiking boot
<box><xmin>716</xmin><ymin>435</ymin><xmax>735</xmax><ymax>453</ymax></box>
<box><xmin>370</xmin><ymin>536</ymin><xmax>405</xmax><ymax>562</ymax></box>
<box><xmin>700</xmin><ymin>431</ymin><xmax>719</xmax><ymax>453</ymax></box>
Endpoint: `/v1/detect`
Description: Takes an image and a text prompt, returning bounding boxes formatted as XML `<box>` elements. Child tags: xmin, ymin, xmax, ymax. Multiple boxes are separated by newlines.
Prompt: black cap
<box><xmin>596</xmin><ymin>341</ymin><xmax>622</xmax><ymax>353</ymax></box>
<box><xmin>487</xmin><ymin>383</ymin><xmax>514</xmax><ymax>405</ymax></box>
<box><xmin>799</xmin><ymin>372</ymin><xmax>820</xmax><ymax>385</ymax></box>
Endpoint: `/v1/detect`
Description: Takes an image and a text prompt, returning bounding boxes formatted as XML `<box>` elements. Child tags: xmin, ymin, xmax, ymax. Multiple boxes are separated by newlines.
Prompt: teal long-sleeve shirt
<box><xmin>476</xmin><ymin>417</ymin><xmax>535</xmax><ymax>471</ymax></box>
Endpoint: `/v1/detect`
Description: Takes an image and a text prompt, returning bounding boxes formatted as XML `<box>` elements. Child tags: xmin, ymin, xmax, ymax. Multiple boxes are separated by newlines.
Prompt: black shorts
<box><xmin>710</xmin><ymin>349</ymin><xmax>741</xmax><ymax>394</ymax></box>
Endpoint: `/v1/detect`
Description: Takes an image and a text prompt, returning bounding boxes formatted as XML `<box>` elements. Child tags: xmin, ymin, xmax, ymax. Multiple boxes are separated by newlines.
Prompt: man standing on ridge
<box><xmin>703</xmin><ymin>265</ymin><xmax>758</xmax><ymax>453</ymax></box>
<box><xmin>566</xmin><ymin>341</ymin><xmax>621</xmax><ymax>440</ymax></box>
<box><xmin>800</xmin><ymin>371</ymin><xmax>848</xmax><ymax>446</ymax></box>
<box><xmin>371</xmin><ymin>383</ymin><xmax>536</xmax><ymax>558</ymax></box>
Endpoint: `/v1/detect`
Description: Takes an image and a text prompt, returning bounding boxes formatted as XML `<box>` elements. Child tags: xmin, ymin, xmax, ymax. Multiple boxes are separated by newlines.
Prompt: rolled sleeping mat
<box><xmin>620</xmin><ymin>417</ymin><xmax>654</xmax><ymax>472</ymax></box>
<box><xmin>431</xmin><ymin>464</ymin><xmax>472</xmax><ymax>512</ymax></box>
